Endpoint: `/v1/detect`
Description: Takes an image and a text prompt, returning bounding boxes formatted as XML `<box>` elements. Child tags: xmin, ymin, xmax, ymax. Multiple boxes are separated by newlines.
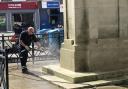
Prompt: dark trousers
<box><xmin>20</xmin><ymin>48</ymin><xmax>28</xmax><ymax>67</ymax></box>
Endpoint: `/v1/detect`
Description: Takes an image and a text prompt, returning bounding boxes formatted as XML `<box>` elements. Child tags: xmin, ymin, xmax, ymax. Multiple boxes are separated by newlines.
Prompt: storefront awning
<box><xmin>0</xmin><ymin>2</ymin><xmax>38</xmax><ymax>10</ymax></box>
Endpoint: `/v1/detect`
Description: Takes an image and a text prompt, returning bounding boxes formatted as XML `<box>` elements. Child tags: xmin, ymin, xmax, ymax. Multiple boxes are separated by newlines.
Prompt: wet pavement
<box><xmin>9</xmin><ymin>60</ymin><xmax>60</xmax><ymax>89</ymax></box>
<box><xmin>8</xmin><ymin>59</ymin><xmax>128</xmax><ymax>89</ymax></box>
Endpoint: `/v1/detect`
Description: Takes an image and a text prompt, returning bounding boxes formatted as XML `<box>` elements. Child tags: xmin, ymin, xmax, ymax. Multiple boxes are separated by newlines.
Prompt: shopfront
<box><xmin>40</xmin><ymin>1</ymin><xmax>63</xmax><ymax>29</ymax></box>
<box><xmin>0</xmin><ymin>1</ymin><xmax>40</xmax><ymax>32</ymax></box>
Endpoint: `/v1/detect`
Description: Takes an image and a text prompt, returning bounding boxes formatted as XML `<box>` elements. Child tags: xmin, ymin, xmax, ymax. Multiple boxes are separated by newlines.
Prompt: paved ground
<box><xmin>9</xmin><ymin>60</ymin><xmax>60</xmax><ymax>89</ymax></box>
<box><xmin>1</xmin><ymin>31</ymin><xmax>128</xmax><ymax>89</ymax></box>
<box><xmin>8</xmin><ymin>59</ymin><xmax>128</xmax><ymax>89</ymax></box>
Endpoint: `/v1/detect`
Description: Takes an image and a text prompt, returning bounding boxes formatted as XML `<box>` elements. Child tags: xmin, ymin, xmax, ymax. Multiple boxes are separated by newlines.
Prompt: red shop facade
<box><xmin>0</xmin><ymin>1</ymin><xmax>40</xmax><ymax>32</ymax></box>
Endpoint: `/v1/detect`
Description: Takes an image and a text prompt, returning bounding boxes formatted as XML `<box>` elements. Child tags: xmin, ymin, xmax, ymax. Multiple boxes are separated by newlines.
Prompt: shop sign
<box><xmin>0</xmin><ymin>2</ymin><xmax>38</xmax><ymax>10</ymax></box>
<box><xmin>42</xmin><ymin>1</ymin><xmax>60</xmax><ymax>8</ymax></box>
<box><xmin>12</xmin><ymin>0</ymin><xmax>26</xmax><ymax>1</ymax></box>
<box><xmin>8</xmin><ymin>3</ymin><xmax>21</xmax><ymax>9</ymax></box>
<box><xmin>47</xmin><ymin>2</ymin><xmax>60</xmax><ymax>8</ymax></box>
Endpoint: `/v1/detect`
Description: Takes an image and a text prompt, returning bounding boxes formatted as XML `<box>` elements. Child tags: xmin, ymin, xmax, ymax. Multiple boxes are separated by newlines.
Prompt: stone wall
<box><xmin>61</xmin><ymin>0</ymin><xmax>128</xmax><ymax>72</ymax></box>
<box><xmin>85</xmin><ymin>0</ymin><xmax>128</xmax><ymax>71</ymax></box>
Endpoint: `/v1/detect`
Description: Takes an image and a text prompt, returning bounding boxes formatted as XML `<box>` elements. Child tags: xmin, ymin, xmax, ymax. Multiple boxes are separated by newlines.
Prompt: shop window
<box><xmin>22</xmin><ymin>13</ymin><xmax>34</xmax><ymax>27</ymax></box>
<box><xmin>0</xmin><ymin>14</ymin><xmax>6</xmax><ymax>32</ymax></box>
<box><xmin>14</xmin><ymin>14</ymin><xmax>21</xmax><ymax>22</ymax></box>
<box><xmin>50</xmin><ymin>9</ymin><xmax>59</xmax><ymax>14</ymax></box>
<box><xmin>12</xmin><ymin>13</ymin><xmax>34</xmax><ymax>32</ymax></box>
<box><xmin>50</xmin><ymin>16</ymin><xmax>58</xmax><ymax>25</ymax></box>
<box><xmin>49</xmin><ymin>9</ymin><xmax>60</xmax><ymax>28</ymax></box>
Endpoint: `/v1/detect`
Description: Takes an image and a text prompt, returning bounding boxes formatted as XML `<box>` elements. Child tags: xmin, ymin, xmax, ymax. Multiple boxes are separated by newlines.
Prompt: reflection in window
<box><xmin>12</xmin><ymin>13</ymin><xmax>34</xmax><ymax>29</ymax></box>
<box><xmin>0</xmin><ymin>14</ymin><xmax>6</xmax><ymax>32</ymax></box>
<box><xmin>49</xmin><ymin>9</ymin><xmax>60</xmax><ymax>28</ymax></box>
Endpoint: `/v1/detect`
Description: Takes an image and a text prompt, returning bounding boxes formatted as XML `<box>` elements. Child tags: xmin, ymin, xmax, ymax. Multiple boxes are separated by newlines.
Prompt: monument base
<box><xmin>42</xmin><ymin>64</ymin><xmax>128</xmax><ymax>88</ymax></box>
<box><xmin>42</xmin><ymin>64</ymin><xmax>128</xmax><ymax>83</ymax></box>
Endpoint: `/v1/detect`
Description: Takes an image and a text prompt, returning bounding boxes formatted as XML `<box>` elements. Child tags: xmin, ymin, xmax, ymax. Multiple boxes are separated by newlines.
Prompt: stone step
<box><xmin>40</xmin><ymin>74</ymin><xmax>128</xmax><ymax>89</ymax></box>
<box><xmin>42</xmin><ymin>64</ymin><xmax>128</xmax><ymax>83</ymax></box>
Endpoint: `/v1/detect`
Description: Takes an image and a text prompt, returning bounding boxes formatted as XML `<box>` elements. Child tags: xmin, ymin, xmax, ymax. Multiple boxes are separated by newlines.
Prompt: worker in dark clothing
<box><xmin>19</xmin><ymin>27</ymin><xmax>41</xmax><ymax>73</ymax></box>
<box><xmin>13</xmin><ymin>24</ymin><xmax>22</xmax><ymax>35</ymax></box>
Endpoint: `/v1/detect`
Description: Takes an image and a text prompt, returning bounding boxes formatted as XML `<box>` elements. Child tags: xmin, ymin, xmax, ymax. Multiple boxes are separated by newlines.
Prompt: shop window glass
<box><xmin>0</xmin><ymin>14</ymin><xmax>6</xmax><ymax>32</ymax></box>
<box><xmin>50</xmin><ymin>9</ymin><xmax>59</xmax><ymax>14</ymax></box>
<box><xmin>12</xmin><ymin>13</ymin><xmax>34</xmax><ymax>32</ymax></box>
<box><xmin>49</xmin><ymin>9</ymin><xmax>60</xmax><ymax>27</ymax></box>
<box><xmin>14</xmin><ymin>14</ymin><xmax>21</xmax><ymax>22</ymax></box>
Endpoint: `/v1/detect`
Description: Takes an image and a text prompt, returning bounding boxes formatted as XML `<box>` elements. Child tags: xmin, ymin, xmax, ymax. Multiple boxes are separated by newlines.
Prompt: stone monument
<box><xmin>42</xmin><ymin>0</ymin><xmax>128</xmax><ymax>86</ymax></box>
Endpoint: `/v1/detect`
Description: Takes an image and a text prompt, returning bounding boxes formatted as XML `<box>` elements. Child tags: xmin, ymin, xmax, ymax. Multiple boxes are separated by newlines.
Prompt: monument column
<box><xmin>60</xmin><ymin>0</ymin><xmax>98</xmax><ymax>72</ymax></box>
<box><xmin>60</xmin><ymin>0</ymin><xmax>128</xmax><ymax>72</ymax></box>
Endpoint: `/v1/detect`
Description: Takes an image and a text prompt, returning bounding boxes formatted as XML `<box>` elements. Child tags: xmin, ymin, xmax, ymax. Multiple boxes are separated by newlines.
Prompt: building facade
<box><xmin>0</xmin><ymin>1</ymin><xmax>40</xmax><ymax>32</ymax></box>
<box><xmin>0</xmin><ymin>0</ymin><xmax>63</xmax><ymax>32</ymax></box>
<box><xmin>39</xmin><ymin>0</ymin><xmax>63</xmax><ymax>29</ymax></box>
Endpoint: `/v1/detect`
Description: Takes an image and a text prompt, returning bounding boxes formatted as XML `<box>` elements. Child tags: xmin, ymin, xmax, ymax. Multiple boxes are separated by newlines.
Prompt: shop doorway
<box><xmin>12</xmin><ymin>13</ymin><xmax>34</xmax><ymax>34</ymax></box>
<box><xmin>49</xmin><ymin>9</ymin><xmax>60</xmax><ymax>28</ymax></box>
<box><xmin>40</xmin><ymin>8</ymin><xmax>61</xmax><ymax>29</ymax></box>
